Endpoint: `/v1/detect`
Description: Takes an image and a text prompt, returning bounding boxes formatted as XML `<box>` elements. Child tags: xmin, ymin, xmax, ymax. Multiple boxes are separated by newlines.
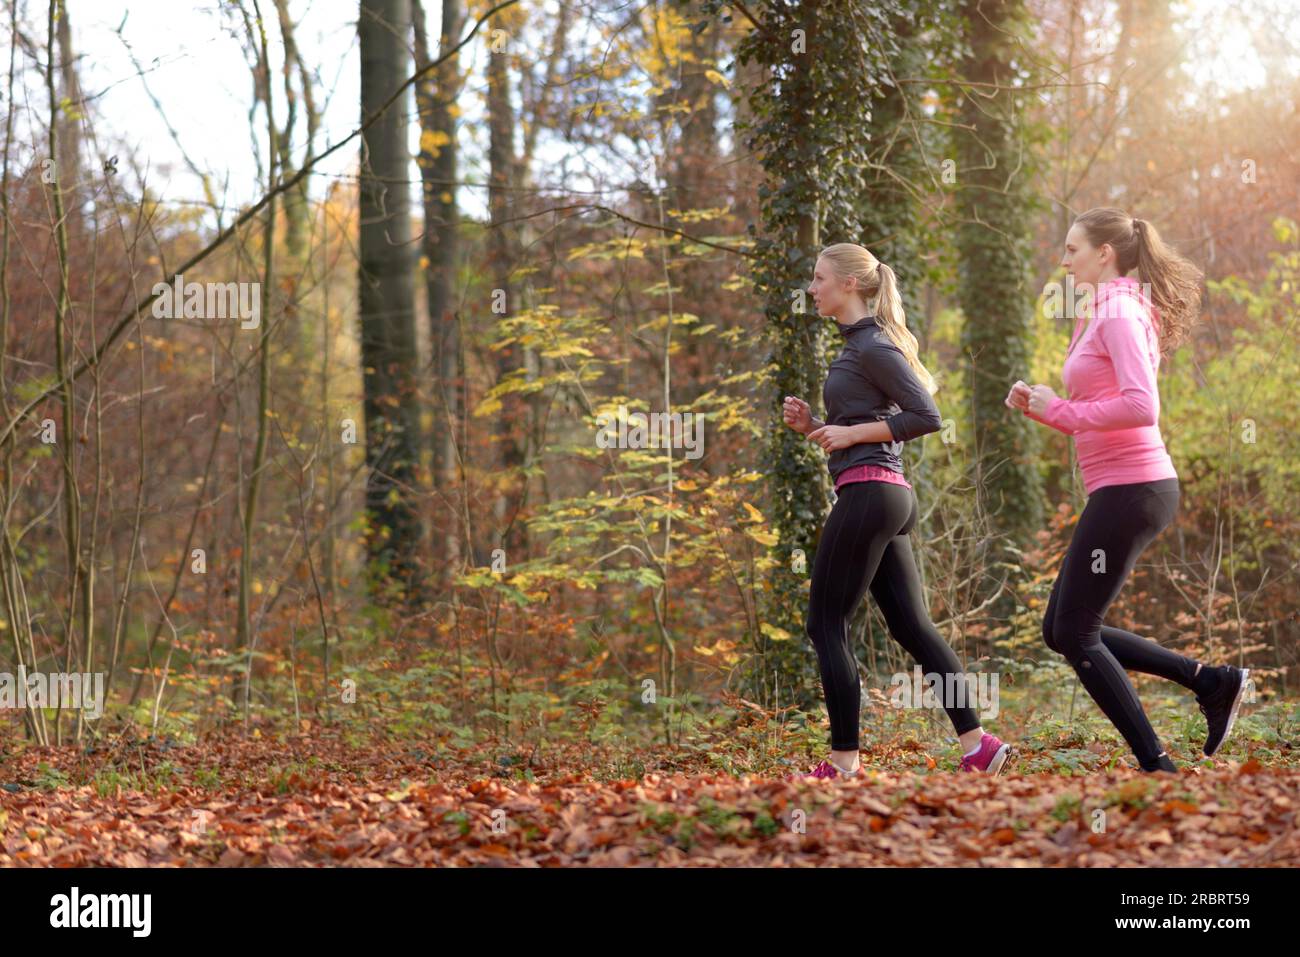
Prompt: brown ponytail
<box><xmin>1075</xmin><ymin>207</ymin><xmax>1205</xmax><ymax>357</ymax></box>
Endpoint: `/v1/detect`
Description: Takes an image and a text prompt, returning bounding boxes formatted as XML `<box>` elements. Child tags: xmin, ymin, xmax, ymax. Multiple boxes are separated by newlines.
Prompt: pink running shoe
<box><xmin>793</xmin><ymin>757</ymin><xmax>860</xmax><ymax>781</ymax></box>
<box><xmin>958</xmin><ymin>733</ymin><xmax>1016</xmax><ymax>774</ymax></box>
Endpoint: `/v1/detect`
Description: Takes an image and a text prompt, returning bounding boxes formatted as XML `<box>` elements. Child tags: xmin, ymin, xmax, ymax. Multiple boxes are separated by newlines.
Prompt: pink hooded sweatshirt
<box><xmin>1022</xmin><ymin>274</ymin><xmax>1178</xmax><ymax>495</ymax></box>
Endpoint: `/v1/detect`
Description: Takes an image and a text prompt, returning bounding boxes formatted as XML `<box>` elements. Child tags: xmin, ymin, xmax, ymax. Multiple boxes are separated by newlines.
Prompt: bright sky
<box><xmin>53</xmin><ymin>0</ymin><xmax>499</xmax><ymax>225</ymax></box>
<box><xmin>1170</xmin><ymin>0</ymin><xmax>1287</xmax><ymax>94</ymax></box>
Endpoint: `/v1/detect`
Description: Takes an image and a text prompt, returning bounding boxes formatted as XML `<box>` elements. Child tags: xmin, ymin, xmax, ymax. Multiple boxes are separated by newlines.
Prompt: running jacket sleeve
<box><xmin>1022</xmin><ymin>403</ymin><xmax>1073</xmax><ymax>435</ymax></box>
<box><xmin>1036</xmin><ymin>298</ymin><xmax>1160</xmax><ymax>434</ymax></box>
<box><xmin>860</xmin><ymin>340</ymin><xmax>942</xmax><ymax>442</ymax></box>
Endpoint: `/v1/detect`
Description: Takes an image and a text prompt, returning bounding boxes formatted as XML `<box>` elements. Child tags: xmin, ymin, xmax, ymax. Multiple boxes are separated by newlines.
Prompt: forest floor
<box><xmin>2</xmin><ymin>684</ymin><xmax>1298</xmax><ymax>867</ymax></box>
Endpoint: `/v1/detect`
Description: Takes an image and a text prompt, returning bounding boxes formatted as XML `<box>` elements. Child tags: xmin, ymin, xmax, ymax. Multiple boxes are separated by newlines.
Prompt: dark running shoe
<box><xmin>1140</xmin><ymin>751</ymin><xmax>1178</xmax><ymax>773</ymax></box>
<box><xmin>1198</xmin><ymin>666</ymin><xmax>1250</xmax><ymax>757</ymax></box>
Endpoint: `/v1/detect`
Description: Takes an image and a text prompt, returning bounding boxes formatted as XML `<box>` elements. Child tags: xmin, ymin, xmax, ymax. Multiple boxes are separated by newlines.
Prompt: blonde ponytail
<box><xmin>874</xmin><ymin>263</ymin><xmax>936</xmax><ymax>393</ymax></box>
<box><xmin>819</xmin><ymin>243</ymin><xmax>937</xmax><ymax>393</ymax></box>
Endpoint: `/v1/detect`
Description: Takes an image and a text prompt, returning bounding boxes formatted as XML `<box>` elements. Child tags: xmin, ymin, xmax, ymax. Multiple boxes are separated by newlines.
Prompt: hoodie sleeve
<box><xmin>1036</xmin><ymin>295</ymin><xmax>1160</xmax><ymax>434</ymax></box>
<box><xmin>861</xmin><ymin>339</ymin><xmax>942</xmax><ymax>442</ymax></box>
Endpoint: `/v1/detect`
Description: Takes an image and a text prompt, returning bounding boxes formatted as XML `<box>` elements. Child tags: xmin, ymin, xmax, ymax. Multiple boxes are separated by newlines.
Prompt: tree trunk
<box><xmin>656</xmin><ymin>6</ymin><xmax>722</xmax><ymax>476</ymax></box>
<box><xmin>485</xmin><ymin>8</ymin><xmax>526</xmax><ymax>565</ymax></box>
<box><xmin>413</xmin><ymin>0</ymin><xmax>464</xmax><ymax>587</ymax></box>
<box><xmin>954</xmin><ymin>0</ymin><xmax>1046</xmax><ymax>590</ymax></box>
<box><xmin>359</xmin><ymin>0</ymin><xmax>425</xmax><ymax>601</ymax></box>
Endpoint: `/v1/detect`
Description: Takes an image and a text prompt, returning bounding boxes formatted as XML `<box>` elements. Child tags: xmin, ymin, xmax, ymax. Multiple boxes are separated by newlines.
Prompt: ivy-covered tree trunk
<box><xmin>849</xmin><ymin>2</ymin><xmax>956</xmax><ymax>668</ymax></box>
<box><xmin>724</xmin><ymin>0</ymin><xmax>912</xmax><ymax>710</ymax></box>
<box><xmin>952</xmin><ymin>0</ymin><xmax>1045</xmax><ymax>598</ymax></box>
<box><xmin>735</xmin><ymin>0</ymin><xmax>824</xmax><ymax>711</ymax></box>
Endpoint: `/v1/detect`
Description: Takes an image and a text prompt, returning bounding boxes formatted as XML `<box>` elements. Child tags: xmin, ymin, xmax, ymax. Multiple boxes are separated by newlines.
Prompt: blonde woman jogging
<box><xmin>784</xmin><ymin>243</ymin><xmax>1015</xmax><ymax>779</ymax></box>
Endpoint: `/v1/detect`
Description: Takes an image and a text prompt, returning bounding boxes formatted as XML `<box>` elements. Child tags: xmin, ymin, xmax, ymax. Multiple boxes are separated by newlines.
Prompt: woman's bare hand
<box><xmin>806</xmin><ymin>424</ymin><xmax>858</xmax><ymax>452</ymax></box>
<box><xmin>783</xmin><ymin>395</ymin><xmax>814</xmax><ymax>434</ymax></box>
<box><xmin>1005</xmin><ymin>380</ymin><xmax>1031</xmax><ymax>411</ymax></box>
<box><xmin>1026</xmin><ymin>384</ymin><xmax>1058</xmax><ymax>416</ymax></box>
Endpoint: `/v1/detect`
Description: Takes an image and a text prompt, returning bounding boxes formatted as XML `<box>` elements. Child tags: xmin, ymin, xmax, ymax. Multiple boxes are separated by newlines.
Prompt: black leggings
<box><xmin>1042</xmin><ymin>477</ymin><xmax>1201</xmax><ymax>767</ymax></box>
<box><xmin>806</xmin><ymin>480</ymin><xmax>981</xmax><ymax>752</ymax></box>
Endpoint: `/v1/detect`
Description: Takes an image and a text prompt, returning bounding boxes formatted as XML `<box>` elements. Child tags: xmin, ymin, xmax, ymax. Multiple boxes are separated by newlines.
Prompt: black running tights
<box><xmin>1041</xmin><ymin>477</ymin><xmax>1203</xmax><ymax>768</ymax></box>
<box><xmin>806</xmin><ymin>480</ymin><xmax>981</xmax><ymax>752</ymax></box>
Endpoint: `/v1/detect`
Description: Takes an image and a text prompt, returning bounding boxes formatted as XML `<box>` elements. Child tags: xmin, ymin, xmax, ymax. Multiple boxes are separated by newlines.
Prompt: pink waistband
<box><xmin>834</xmin><ymin>463</ymin><xmax>912</xmax><ymax>491</ymax></box>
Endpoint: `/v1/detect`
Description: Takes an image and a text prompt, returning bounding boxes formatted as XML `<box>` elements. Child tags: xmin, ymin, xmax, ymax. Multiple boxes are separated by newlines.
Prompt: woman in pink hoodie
<box><xmin>1007</xmin><ymin>208</ymin><xmax>1249</xmax><ymax>772</ymax></box>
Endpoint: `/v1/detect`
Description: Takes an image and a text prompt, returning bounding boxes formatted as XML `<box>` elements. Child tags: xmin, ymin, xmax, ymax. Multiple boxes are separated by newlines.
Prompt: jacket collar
<box><xmin>1095</xmin><ymin>274</ymin><xmax>1141</xmax><ymax>306</ymax></box>
<box><xmin>836</xmin><ymin>315</ymin><xmax>878</xmax><ymax>337</ymax></box>
<box><xmin>1086</xmin><ymin>274</ymin><xmax>1159</xmax><ymax>327</ymax></box>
